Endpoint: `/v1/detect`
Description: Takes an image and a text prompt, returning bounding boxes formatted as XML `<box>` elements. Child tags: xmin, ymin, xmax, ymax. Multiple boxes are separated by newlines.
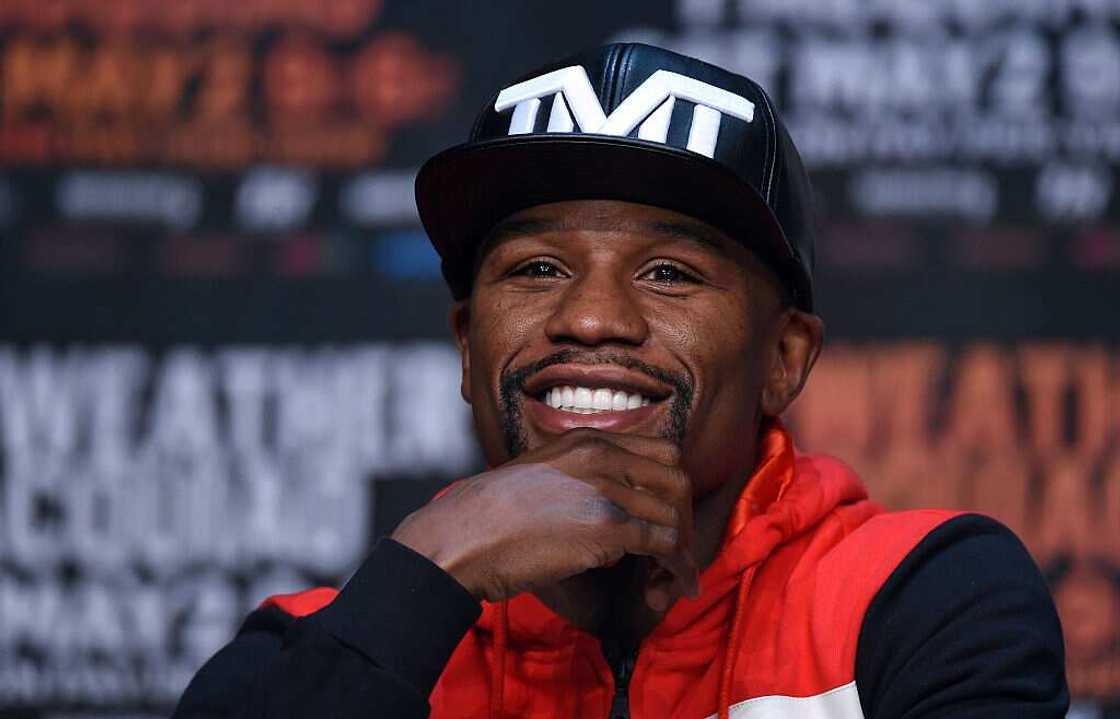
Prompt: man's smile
<box><xmin>517</xmin><ymin>361</ymin><xmax>680</xmax><ymax>436</ymax></box>
<box><xmin>542</xmin><ymin>385</ymin><xmax>651</xmax><ymax>413</ymax></box>
<box><xmin>523</xmin><ymin>389</ymin><xmax>667</xmax><ymax>434</ymax></box>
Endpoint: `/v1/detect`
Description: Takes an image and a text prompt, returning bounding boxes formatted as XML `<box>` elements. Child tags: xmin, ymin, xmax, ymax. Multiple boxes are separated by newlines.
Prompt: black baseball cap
<box><xmin>416</xmin><ymin>42</ymin><xmax>816</xmax><ymax>311</ymax></box>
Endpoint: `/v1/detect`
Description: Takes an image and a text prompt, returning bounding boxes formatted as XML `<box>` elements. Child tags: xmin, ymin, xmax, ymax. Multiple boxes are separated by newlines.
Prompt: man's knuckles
<box><xmin>577</xmin><ymin>497</ymin><xmax>677</xmax><ymax>552</ymax></box>
<box><xmin>579</xmin><ymin>494</ymin><xmax>631</xmax><ymax>527</ymax></box>
<box><xmin>636</xmin><ymin>521</ymin><xmax>680</xmax><ymax>556</ymax></box>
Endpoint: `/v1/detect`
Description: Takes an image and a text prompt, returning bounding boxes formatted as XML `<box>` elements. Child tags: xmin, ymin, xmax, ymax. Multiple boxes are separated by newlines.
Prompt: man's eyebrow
<box><xmin>484</xmin><ymin>218</ymin><xmax>561</xmax><ymax>245</ymax></box>
<box><xmin>645</xmin><ymin>220</ymin><xmax>736</xmax><ymax>257</ymax></box>
<box><xmin>477</xmin><ymin>215</ymin><xmax>737</xmax><ymax>261</ymax></box>
<box><xmin>472</xmin><ymin>218</ymin><xmax>561</xmax><ymax>276</ymax></box>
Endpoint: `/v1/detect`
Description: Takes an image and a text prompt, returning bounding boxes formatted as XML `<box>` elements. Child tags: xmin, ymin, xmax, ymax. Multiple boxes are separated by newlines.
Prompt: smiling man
<box><xmin>175</xmin><ymin>44</ymin><xmax>1068</xmax><ymax>719</ymax></box>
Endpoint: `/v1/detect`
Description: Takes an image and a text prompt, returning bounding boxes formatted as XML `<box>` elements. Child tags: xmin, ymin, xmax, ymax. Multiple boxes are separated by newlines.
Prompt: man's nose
<box><xmin>543</xmin><ymin>270</ymin><xmax>649</xmax><ymax>347</ymax></box>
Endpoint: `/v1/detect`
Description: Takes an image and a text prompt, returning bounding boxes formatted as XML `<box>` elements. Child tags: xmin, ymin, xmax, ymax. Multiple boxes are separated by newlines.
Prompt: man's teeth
<box><xmin>543</xmin><ymin>386</ymin><xmax>652</xmax><ymax>413</ymax></box>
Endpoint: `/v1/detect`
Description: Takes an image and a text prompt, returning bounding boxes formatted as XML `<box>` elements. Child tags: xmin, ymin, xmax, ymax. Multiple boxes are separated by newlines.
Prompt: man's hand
<box><xmin>391</xmin><ymin>429</ymin><xmax>699</xmax><ymax>612</ymax></box>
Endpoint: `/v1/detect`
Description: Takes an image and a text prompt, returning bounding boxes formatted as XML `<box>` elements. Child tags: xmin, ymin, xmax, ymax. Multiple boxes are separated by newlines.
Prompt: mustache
<box><xmin>501</xmin><ymin>349</ymin><xmax>693</xmax><ymax>399</ymax></box>
<box><xmin>497</xmin><ymin>349</ymin><xmax>695</xmax><ymax>456</ymax></box>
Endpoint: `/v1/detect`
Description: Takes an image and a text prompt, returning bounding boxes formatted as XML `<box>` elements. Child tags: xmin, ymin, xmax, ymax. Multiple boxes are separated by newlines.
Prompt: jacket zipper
<box><xmin>603</xmin><ymin>639</ymin><xmax>637</xmax><ymax>719</ymax></box>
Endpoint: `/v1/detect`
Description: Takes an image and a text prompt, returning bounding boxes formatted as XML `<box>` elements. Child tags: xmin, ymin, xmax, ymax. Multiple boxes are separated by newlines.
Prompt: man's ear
<box><xmin>449</xmin><ymin>301</ymin><xmax>473</xmax><ymax>405</ymax></box>
<box><xmin>761</xmin><ymin>309</ymin><xmax>824</xmax><ymax>416</ymax></box>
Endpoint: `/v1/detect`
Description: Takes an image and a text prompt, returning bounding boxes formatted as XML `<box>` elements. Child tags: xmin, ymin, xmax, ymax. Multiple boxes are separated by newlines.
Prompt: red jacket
<box><xmin>181</xmin><ymin>421</ymin><xmax>1065</xmax><ymax>718</ymax></box>
<box><xmin>263</xmin><ymin>423</ymin><xmax>963</xmax><ymax>718</ymax></box>
<box><xmin>424</xmin><ymin>423</ymin><xmax>958</xmax><ymax>718</ymax></box>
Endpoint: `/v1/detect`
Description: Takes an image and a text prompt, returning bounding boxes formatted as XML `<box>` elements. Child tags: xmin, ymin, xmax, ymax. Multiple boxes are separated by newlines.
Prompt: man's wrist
<box><xmin>391</xmin><ymin>510</ymin><xmax>484</xmax><ymax>599</ymax></box>
<box><xmin>310</xmin><ymin>538</ymin><xmax>482</xmax><ymax>697</ymax></box>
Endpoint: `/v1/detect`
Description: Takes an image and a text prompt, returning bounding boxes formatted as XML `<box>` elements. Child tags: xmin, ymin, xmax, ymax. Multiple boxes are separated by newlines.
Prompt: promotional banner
<box><xmin>0</xmin><ymin>1</ymin><xmax>1118</xmax><ymax>716</ymax></box>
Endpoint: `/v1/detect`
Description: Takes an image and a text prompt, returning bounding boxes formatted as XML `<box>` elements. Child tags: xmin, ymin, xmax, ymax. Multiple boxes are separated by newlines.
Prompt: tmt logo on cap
<box><xmin>494</xmin><ymin>65</ymin><xmax>755</xmax><ymax>159</ymax></box>
<box><xmin>418</xmin><ymin>43</ymin><xmax>817</xmax><ymax>310</ymax></box>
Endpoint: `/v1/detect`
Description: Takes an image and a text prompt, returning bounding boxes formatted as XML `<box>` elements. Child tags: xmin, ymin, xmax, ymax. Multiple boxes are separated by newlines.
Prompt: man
<box><xmin>175</xmin><ymin>44</ymin><xmax>1068</xmax><ymax>718</ymax></box>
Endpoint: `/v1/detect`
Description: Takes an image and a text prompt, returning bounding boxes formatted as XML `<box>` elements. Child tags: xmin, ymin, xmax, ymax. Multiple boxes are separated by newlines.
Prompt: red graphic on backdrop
<box><xmin>788</xmin><ymin>342</ymin><xmax>1120</xmax><ymax>699</ymax></box>
<box><xmin>0</xmin><ymin>14</ymin><xmax>457</xmax><ymax>167</ymax></box>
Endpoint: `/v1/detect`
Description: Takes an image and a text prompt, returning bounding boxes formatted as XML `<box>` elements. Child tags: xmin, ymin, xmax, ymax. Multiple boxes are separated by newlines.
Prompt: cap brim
<box><xmin>415</xmin><ymin>134</ymin><xmax>808</xmax><ymax>308</ymax></box>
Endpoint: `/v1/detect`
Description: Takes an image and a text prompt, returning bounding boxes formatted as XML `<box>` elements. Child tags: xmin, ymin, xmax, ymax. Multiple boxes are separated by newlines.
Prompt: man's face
<box><xmin>453</xmin><ymin>200</ymin><xmax>794</xmax><ymax>495</ymax></box>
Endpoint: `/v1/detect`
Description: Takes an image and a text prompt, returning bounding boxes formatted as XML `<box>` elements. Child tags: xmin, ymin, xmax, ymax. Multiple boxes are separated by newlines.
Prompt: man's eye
<box><xmin>512</xmin><ymin>260</ymin><xmax>562</xmax><ymax>278</ymax></box>
<box><xmin>643</xmin><ymin>263</ymin><xmax>699</xmax><ymax>284</ymax></box>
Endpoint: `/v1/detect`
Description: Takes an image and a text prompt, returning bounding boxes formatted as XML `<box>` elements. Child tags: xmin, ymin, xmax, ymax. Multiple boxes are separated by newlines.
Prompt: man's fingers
<box><xmin>581</xmin><ymin>447</ymin><xmax>691</xmax><ymax>499</ymax></box>
<box><xmin>599</xmin><ymin>454</ymin><xmax>695</xmax><ymax>549</ymax></box>
<box><xmin>596</xmin><ymin>479</ymin><xmax>679</xmax><ymax>529</ymax></box>
<box><xmin>539</xmin><ymin>432</ymin><xmax>700</xmax><ymax>598</ymax></box>
<box><xmin>577</xmin><ymin>449</ymin><xmax>696</xmax><ymax>564</ymax></box>
<box><xmin>561</xmin><ymin>429</ymin><xmax>681</xmax><ymax>467</ymax></box>
<box><xmin>590</xmin><ymin>460</ymin><xmax>694</xmax><ymax>552</ymax></box>
<box><xmin>610</xmin><ymin>514</ymin><xmax>700</xmax><ymax>598</ymax></box>
<box><xmin>603</xmin><ymin>434</ymin><xmax>680</xmax><ymax>467</ymax></box>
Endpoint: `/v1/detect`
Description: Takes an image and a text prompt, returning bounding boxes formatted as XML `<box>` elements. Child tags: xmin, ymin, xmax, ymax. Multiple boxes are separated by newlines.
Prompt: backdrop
<box><xmin>0</xmin><ymin>1</ymin><xmax>1118</xmax><ymax>717</ymax></box>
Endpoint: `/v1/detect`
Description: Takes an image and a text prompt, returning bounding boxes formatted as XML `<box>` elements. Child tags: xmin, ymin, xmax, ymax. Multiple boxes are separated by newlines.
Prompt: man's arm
<box><xmin>855</xmin><ymin>514</ymin><xmax>1069</xmax><ymax>719</ymax></box>
<box><xmin>172</xmin><ymin>539</ymin><xmax>481</xmax><ymax>719</ymax></box>
<box><xmin>174</xmin><ymin>430</ymin><xmax>697</xmax><ymax>718</ymax></box>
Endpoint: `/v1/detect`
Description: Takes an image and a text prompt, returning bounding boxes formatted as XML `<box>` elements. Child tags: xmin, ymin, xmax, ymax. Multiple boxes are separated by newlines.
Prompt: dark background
<box><xmin>0</xmin><ymin>1</ymin><xmax>1118</xmax><ymax>716</ymax></box>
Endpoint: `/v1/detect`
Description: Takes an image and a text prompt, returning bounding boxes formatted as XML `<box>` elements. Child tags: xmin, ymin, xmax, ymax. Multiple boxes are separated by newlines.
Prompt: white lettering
<box><xmin>494</xmin><ymin>66</ymin><xmax>755</xmax><ymax>158</ymax></box>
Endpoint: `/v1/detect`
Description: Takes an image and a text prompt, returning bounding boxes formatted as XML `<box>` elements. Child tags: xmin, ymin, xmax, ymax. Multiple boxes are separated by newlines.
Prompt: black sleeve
<box><xmin>172</xmin><ymin>538</ymin><xmax>482</xmax><ymax>719</ymax></box>
<box><xmin>855</xmin><ymin>514</ymin><xmax>1069</xmax><ymax>719</ymax></box>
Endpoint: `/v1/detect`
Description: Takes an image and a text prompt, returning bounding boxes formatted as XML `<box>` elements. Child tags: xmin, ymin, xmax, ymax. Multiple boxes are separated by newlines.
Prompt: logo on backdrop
<box><xmin>494</xmin><ymin>66</ymin><xmax>755</xmax><ymax>158</ymax></box>
<box><xmin>0</xmin><ymin>344</ymin><xmax>477</xmax><ymax>709</ymax></box>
